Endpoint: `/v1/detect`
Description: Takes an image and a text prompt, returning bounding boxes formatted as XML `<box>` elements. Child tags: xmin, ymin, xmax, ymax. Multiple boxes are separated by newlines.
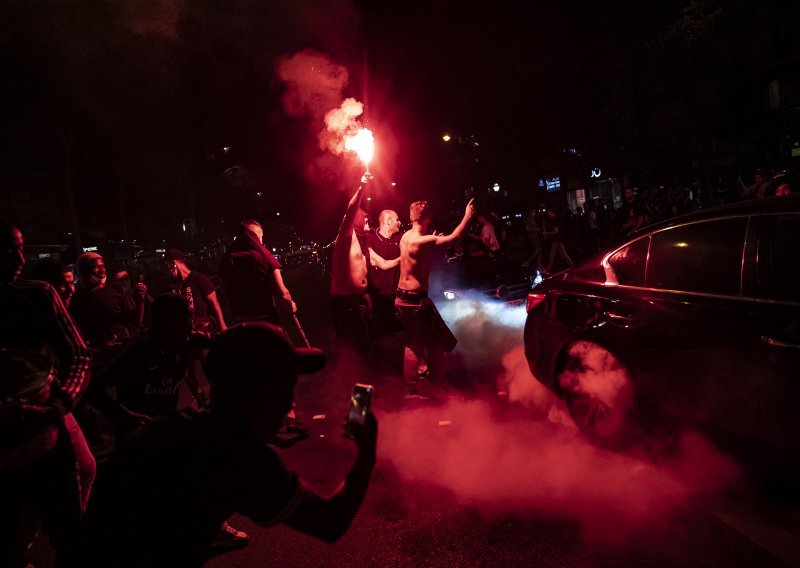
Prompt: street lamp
<box><xmin>442</xmin><ymin>134</ymin><xmax>452</xmax><ymax>142</ymax></box>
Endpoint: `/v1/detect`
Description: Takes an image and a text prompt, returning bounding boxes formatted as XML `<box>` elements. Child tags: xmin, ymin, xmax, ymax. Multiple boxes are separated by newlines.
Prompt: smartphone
<box><xmin>345</xmin><ymin>383</ymin><xmax>373</xmax><ymax>437</ymax></box>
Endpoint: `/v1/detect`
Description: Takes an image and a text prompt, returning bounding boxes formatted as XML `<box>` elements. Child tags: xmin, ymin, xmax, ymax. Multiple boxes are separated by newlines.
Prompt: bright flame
<box><xmin>345</xmin><ymin>128</ymin><xmax>375</xmax><ymax>166</ymax></box>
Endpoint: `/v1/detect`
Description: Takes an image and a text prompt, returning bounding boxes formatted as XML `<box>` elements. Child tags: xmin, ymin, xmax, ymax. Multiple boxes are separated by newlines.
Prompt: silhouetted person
<box><xmin>82</xmin><ymin>322</ymin><xmax>377</xmax><ymax>567</ymax></box>
<box><xmin>31</xmin><ymin>259</ymin><xmax>76</xmax><ymax>307</ymax></box>
<box><xmin>219</xmin><ymin>220</ymin><xmax>296</xmax><ymax>325</ymax></box>
<box><xmin>0</xmin><ymin>220</ymin><xmax>94</xmax><ymax>567</ymax></box>
<box><xmin>543</xmin><ymin>209</ymin><xmax>574</xmax><ymax>273</ymax></box>
<box><xmin>396</xmin><ymin>199</ymin><xmax>474</xmax><ymax>397</ymax></box>
<box><xmin>87</xmin><ymin>293</ymin><xmax>248</xmax><ymax>549</ymax></box>
<box><xmin>165</xmin><ymin>248</ymin><xmax>227</xmax><ymax>335</ymax></box>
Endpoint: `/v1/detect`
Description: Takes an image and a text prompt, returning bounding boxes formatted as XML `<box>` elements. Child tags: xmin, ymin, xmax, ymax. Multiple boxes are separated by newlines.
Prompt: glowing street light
<box><xmin>442</xmin><ymin>134</ymin><xmax>452</xmax><ymax>142</ymax></box>
<box><xmin>492</xmin><ymin>183</ymin><xmax>501</xmax><ymax>192</ymax></box>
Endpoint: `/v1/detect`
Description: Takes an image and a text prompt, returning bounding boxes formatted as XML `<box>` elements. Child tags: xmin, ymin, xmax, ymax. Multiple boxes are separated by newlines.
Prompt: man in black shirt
<box><xmin>82</xmin><ymin>322</ymin><xmax>377</xmax><ymax>567</ymax></box>
<box><xmin>219</xmin><ymin>220</ymin><xmax>296</xmax><ymax>326</ymax></box>
<box><xmin>367</xmin><ymin>209</ymin><xmax>402</xmax><ymax>334</ymax></box>
<box><xmin>165</xmin><ymin>248</ymin><xmax>227</xmax><ymax>335</ymax></box>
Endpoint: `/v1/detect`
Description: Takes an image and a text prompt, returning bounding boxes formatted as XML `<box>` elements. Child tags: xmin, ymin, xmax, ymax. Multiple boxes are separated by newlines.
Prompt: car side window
<box><xmin>647</xmin><ymin>218</ymin><xmax>748</xmax><ymax>295</ymax></box>
<box><xmin>607</xmin><ymin>237</ymin><xmax>649</xmax><ymax>286</ymax></box>
<box><xmin>770</xmin><ymin>215</ymin><xmax>800</xmax><ymax>302</ymax></box>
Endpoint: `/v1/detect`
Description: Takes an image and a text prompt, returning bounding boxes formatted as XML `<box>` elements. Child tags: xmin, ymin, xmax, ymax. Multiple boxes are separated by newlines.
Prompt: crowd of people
<box><xmin>0</xmin><ymin>209</ymin><xmax>380</xmax><ymax>566</ymax></box>
<box><xmin>1</xmin><ymin>166</ymin><xmax>797</xmax><ymax>566</ymax></box>
<box><xmin>0</xmin><ymin>169</ymin><xmax>482</xmax><ymax>566</ymax></box>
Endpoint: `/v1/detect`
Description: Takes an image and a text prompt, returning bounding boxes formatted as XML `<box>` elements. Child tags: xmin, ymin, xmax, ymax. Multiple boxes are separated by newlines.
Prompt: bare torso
<box><xmin>398</xmin><ymin>229</ymin><xmax>434</xmax><ymax>292</ymax></box>
<box><xmin>330</xmin><ymin>230</ymin><xmax>368</xmax><ymax>295</ymax></box>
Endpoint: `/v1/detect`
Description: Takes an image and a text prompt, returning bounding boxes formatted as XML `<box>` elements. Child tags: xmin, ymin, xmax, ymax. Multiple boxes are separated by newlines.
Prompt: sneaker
<box><xmin>210</xmin><ymin>521</ymin><xmax>249</xmax><ymax>552</ymax></box>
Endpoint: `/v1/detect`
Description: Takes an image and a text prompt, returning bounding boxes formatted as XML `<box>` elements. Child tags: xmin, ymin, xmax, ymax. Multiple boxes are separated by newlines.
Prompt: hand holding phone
<box><xmin>344</xmin><ymin>383</ymin><xmax>373</xmax><ymax>440</ymax></box>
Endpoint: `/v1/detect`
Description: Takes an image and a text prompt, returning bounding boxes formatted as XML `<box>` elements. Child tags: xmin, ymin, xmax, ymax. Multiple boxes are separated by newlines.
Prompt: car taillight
<box><xmin>526</xmin><ymin>292</ymin><xmax>547</xmax><ymax>313</ymax></box>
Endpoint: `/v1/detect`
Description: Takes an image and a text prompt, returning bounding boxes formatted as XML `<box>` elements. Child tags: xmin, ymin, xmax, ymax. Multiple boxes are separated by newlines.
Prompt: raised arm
<box><xmin>335</xmin><ymin>174</ymin><xmax>371</xmax><ymax>244</ymax></box>
<box><xmin>282</xmin><ymin>411</ymin><xmax>377</xmax><ymax>542</ymax></box>
<box><xmin>418</xmin><ymin>198</ymin><xmax>476</xmax><ymax>247</ymax></box>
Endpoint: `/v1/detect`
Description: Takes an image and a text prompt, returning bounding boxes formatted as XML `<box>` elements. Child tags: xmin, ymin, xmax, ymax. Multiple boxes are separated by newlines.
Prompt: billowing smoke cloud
<box><xmin>320</xmin><ymin>97</ymin><xmax>365</xmax><ymax>157</ymax></box>
<box><xmin>379</xmin><ymin>296</ymin><xmax>741</xmax><ymax>545</ymax></box>
<box><xmin>276</xmin><ymin>49</ymin><xmax>369</xmax><ymax>189</ymax></box>
<box><xmin>379</xmin><ymin>400</ymin><xmax>739</xmax><ymax>545</ymax></box>
<box><xmin>276</xmin><ymin>49</ymin><xmax>350</xmax><ymax>120</ymax></box>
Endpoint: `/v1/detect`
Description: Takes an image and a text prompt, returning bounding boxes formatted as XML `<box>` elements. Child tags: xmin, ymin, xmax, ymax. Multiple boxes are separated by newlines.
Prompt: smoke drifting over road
<box><xmin>378</xmin><ymin>296</ymin><xmax>741</xmax><ymax>546</ymax></box>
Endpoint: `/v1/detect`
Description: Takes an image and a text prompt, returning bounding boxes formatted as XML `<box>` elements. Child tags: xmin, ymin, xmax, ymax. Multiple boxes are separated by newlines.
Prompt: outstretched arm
<box><xmin>368</xmin><ymin>248</ymin><xmax>400</xmax><ymax>270</ymax></box>
<box><xmin>418</xmin><ymin>198</ymin><xmax>476</xmax><ymax>247</ymax></box>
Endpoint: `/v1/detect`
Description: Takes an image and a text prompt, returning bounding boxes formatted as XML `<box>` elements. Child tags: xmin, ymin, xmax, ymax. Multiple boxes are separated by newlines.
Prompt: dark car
<box><xmin>524</xmin><ymin>197</ymin><xmax>800</xmax><ymax>462</ymax></box>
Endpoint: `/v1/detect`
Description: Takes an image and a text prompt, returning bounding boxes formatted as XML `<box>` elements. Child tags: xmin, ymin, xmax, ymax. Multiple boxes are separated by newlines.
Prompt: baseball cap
<box><xmin>203</xmin><ymin>323</ymin><xmax>326</xmax><ymax>390</ymax></box>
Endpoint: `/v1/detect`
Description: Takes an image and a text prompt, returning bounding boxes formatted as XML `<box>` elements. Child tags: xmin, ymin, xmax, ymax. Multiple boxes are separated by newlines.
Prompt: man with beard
<box><xmin>396</xmin><ymin>198</ymin><xmax>475</xmax><ymax>397</ymax></box>
<box><xmin>219</xmin><ymin>220</ymin><xmax>296</xmax><ymax>326</ymax></box>
<box><xmin>367</xmin><ymin>209</ymin><xmax>402</xmax><ymax>335</ymax></box>
<box><xmin>0</xmin><ymin>220</ymin><xmax>94</xmax><ymax>567</ymax></box>
<box><xmin>330</xmin><ymin>174</ymin><xmax>373</xmax><ymax>353</ymax></box>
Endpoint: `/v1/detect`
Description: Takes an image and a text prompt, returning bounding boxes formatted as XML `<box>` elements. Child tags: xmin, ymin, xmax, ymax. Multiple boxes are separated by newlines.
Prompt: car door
<box><xmin>751</xmin><ymin>213</ymin><xmax>800</xmax><ymax>455</ymax></box>
<box><xmin>636</xmin><ymin>216</ymin><xmax>759</xmax><ymax>444</ymax></box>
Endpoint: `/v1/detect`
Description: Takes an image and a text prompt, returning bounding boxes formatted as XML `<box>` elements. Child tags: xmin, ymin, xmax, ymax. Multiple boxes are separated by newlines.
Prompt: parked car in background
<box><xmin>524</xmin><ymin>198</ymin><xmax>800</xmax><ymax>469</ymax></box>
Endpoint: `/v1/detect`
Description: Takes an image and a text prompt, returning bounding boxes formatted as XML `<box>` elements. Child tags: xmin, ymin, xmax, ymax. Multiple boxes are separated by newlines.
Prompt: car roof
<box><xmin>627</xmin><ymin>196</ymin><xmax>800</xmax><ymax>239</ymax></box>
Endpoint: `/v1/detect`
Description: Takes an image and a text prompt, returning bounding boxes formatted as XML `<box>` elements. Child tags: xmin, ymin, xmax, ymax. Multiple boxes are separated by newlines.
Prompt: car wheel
<box><xmin>557</xmin><ymin>341</ymin><xmax>639</xmax><ymax>448</ymax></box>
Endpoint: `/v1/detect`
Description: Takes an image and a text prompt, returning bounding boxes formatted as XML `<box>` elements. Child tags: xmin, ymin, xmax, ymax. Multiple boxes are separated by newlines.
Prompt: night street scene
<box><xmin>3</xmin><ymin>1</ymin><xmax>800</xmax><ymax>566</ymax></box>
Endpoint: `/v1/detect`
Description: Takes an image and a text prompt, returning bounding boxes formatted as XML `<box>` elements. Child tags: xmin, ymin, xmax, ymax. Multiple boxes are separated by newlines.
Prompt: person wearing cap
<box><xmin>86</xmin><ymin>294</ymin><xmax>249</xmax><ymax>551</ymax></box>
<box><xmin>82</xmin><ymin>322</ymin><xmax>378</xmax><ymax>567</ymax></box>
<box><xmin>165</xmin><ymin>248</ymin><xmax>227</xmax><ymax>335</ymax></box>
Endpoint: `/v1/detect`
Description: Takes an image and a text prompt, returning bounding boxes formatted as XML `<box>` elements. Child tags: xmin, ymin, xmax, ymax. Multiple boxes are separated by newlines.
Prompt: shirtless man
<box><xmin>395</xmin><ymin>198</ymin><xmax>475</xmax><ymax>397</ymax></box>
<box><xmin>330</xmin><ymin>174</ymin><xmax>373</xmax><ymax>353</ymax></box>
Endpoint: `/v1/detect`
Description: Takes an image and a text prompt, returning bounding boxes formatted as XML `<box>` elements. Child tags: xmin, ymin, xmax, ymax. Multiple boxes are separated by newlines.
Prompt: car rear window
<box><xmin>607</xmin><ymin>237</ymin><xmax>649</xmax><ymax>286</ymax></box>
<box><xmin>647</xmin><ymin>217</ymin><xmax>747</xmax><ymax>296</ymax></box>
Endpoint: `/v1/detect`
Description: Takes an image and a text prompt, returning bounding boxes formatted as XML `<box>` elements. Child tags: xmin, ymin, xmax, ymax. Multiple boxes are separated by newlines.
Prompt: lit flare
<box><xmin>345</xmin><ymin>128</ymin><xmax>375</xmax><ymax>166</ymax></box>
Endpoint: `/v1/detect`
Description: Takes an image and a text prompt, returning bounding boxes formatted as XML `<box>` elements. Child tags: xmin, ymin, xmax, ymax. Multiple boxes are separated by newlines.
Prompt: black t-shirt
<box><xmin>367</xmin><ymin>232</ymin><xmax>401</xmax><ymax>295</ymax></box>
<box><xmin>98</xmin><ymin>336</ymin><xmax>189</xmax><ymax>417</ymax></box>
<box><xmin>83</xmin><ymin>410</ymin><xmax>302</xmax><ymax>567</ymax></box>
<box><xmin>220</xmin><ymin>249</ymin><xmax>282</xmax><ymax>319</ymax></box>
<box><xmin>180</xmin><ymin>271</ymin><xmax>216</xmax><ymax>325</ymax></box>
<box><xmin>545</xmin><ymin>217</ymin><xmax>565</xmax><ymax>243</ymax></box>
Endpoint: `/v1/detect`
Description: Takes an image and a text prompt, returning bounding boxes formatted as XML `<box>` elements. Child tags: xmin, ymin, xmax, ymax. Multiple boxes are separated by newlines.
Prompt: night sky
<box><xmin>1</xmin><ymin>0</ymin><xmax>796</xmax><ymax>247</ymax></box>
